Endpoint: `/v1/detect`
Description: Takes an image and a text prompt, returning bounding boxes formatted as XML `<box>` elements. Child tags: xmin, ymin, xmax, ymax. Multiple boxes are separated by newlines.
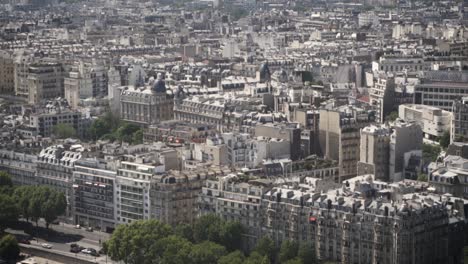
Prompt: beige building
<box><xmin>27</xmin><ymin>62</ymin><xmax>65</xmax><ymax>104</ymax></box>
<box><xmin>399</xmin><ymin>104</ymin><xmax>451</xmax><ymax>142</ymax></box>
<box><xmin>0</xmin><ymin>50</ymin><xmax>14</xmax><ymax>94</ymax></box>
<box><xmin>120</xmin><ymin>75</ymin><xmax>173</xmax><ymax>126</ymax></box>
<box><xmin>319</xmin><ymin>106</ymin><xmax>376</xmax><ymax>182</ymax></box>
<box><xmin>358</xmin><ymin>125</ymin><xmax>390</xmax><ymax>181</ymax></box>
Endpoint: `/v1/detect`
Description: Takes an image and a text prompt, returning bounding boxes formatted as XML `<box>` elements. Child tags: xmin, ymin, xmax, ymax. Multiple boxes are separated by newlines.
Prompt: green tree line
<box><xmin>104</xmin><ymin>214</ymin><xmax>318</xmax><ymax>264</ymax></box>
<box><xmin>0</xmin><ymin>172</ymin><xmax>67</xmax><ymax>261</ymax></box>
<box><xmin>88</xmin><ymin>111</ymin><xmax>143</xmax><ymax>144</ymax></box>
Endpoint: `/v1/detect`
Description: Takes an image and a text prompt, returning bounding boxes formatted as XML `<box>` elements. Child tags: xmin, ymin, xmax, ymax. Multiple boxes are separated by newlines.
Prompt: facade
<box><xmin>28</xmin><ymin>101</ymin><xmax>88</xmax><ymax>138</ymax></box>
<box><xmin>174</xmin><ymin>96</ymin><xmax>228</xmax><ymax>131</ymax></box>
<box><xmin>389</xmin><ymin>119</ymin><xmax>423</xmax><ymax>182</ymax></box>
<box><xmin>201</xmin><ymin>174</ymin><xmax>466</xmax><ymax>264</ymax></box>
<box><xmin>414</xmin><ymin>71</ymin><xmax>468</xmax><ymax>111</ymax></box>
<box><xmin>199</xmin><ymin>175</ymin><xmax>272</xmax><ymax>249</ymax></box>
<box><xmin>357</xmin><ymin>125</ymin><xmax>391</xmax><ymax>181</ymax></box>
<box><xmin>120</xmin><ymin>76</ymin><xmax>173</xmax><ymax>126</ymax></box>
<box><xmin>255</xmin><ymin>123</ymin><xmax>301</xmax><ymax>161</ymax></box>
<box><xmin>452</xmin><ymin>97</ymin><xmax>468</xmax><ymax>142</ymax></box>
<box><xmin>27</xmin><ymin>62</ymin><xmax>65</xmax><ymax>104</ymax></box>
<box><xmin>319</xmin><ymin>106</ymin><xmax>376</xmax><ymax>182</ymax></box>
<box><xmin>72</xmin><ymin>159</ymin><xmax>117</xmax><ymax>232</ymax></box>
<box><xmin>0</xmin><ymin>149</ymin><xmax>37</xmax><ymax>186</ymax></box>
<box><xmin>0</xmin><ymin>50</ymin><xmax>14</xmax><ymax>94</ymax></box>
<box><xmin>64</xmin><ymin>60</ymin><xmax>109</xmax><ymax>109</ymax></box>
<box><xmin>150</xmin><ymin>171</ymin><xmax>206</xmax><ymax>226</ymax></box>
<box><xmin>369</xmin><ymin>75</ymin><xmax>395</xmax><ymax>123</ymax></box>
<box><xmin>115</xmin><ymin>161</ymin><xmax>157</xmax><ymax>224</ymax></box>
<box><xmin>429</xmin><ymin>155</ymin><xmax>468</xmax><ymax>199</ymax></box>
<box><xmin>399</xmin><ymin>104</ymin><xmax>452</xmax><ymax>142</ymax></box>
<box><xmin>37</xmin><ymin>144</ymin><xmax>84</xmax><ymax>220</ymax></box>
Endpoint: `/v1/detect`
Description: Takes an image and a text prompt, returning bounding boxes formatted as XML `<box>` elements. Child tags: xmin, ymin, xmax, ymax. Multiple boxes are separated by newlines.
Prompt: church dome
<box><xmin>152</xmin><ymin>73</ymin><xmax>166</xmax><ymax>93</ymax></box>
<box><xmin>259</xmin><ymin>62</ymin><xmax>271</xmax><ymax>82</ymax></box>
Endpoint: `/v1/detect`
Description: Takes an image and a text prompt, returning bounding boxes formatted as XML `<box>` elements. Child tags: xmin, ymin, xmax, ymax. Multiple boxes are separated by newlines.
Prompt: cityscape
<box><xmin>0</xmin><ymin>0</ymin><xmax>467</xmax><ymax>263</ymax></box>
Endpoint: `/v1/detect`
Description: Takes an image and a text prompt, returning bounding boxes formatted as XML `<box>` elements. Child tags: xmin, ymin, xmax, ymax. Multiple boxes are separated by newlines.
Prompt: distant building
<box><xmin>399</xmin><ymin>104</ymin><xmax>452</xmax><ymax>142</ymax></box>
<box><xmin>319</xmin><ymin>106</ymin><xmax>376</xmax><ymax>182</ymax></box>
<box><xmin>358</xmin><ymin>125</ymin><xmax>391</xmax><ymax>181</ymax></box>
<box><xmin>120</xmin><ymin>74</ymin><xmax>173</xmax><ymax>126</ymax></box>
<box><xmin>452</xmin><ymin>97</ymin><xmax>468</xmax><ymax>142</ymax></box>
<box><xmin>27</xmin><ymin>62</ymin><xmax>65</xmax><ymax>104</ymax></box>
<box><xmin>0</xmin><ymin>50</ymin><xmax>14</xmax><ymax>94</ymax></box>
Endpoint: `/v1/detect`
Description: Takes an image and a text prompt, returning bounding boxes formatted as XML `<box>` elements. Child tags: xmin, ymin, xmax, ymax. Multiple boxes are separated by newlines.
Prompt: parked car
<box><xmin>82</xmin><ymin>248</ymin><xmax>99</xmax><ymax>256</ymax></box>
<box><xmin>75</xmin><ymin>225</ymin><xmax>81</xmax><ymax>229</ymax></box>
<box><xmin>70</xmin><ymin>246</ymin><xmax>81</xmax><ymax>253</ymax></box>
<box><xmin>41</xmin><ymin>243</ymin><xmax>52</xmax><ymax>249</ymax></box>
<box><xmin>85</xmin><ymin>227</ymin><xmax>93</xmax><ymax>232</ymax></box>
<box><xmin>18</xmin><ymin>239</ymin><xmax>30</xmax><ymax>245</ymax></box>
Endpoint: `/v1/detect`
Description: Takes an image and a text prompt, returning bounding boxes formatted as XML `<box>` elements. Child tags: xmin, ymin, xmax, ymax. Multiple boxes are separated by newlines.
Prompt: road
<box><xmin>7</xmin><ymin>220</ymin><xmax>116</xmax><ymax>264</ymax></box>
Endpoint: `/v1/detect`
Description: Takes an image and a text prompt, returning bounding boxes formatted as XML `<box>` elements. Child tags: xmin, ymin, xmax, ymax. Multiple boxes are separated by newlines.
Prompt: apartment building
<box><xmin>0</xmin><ymin>149</ymin><xmax>37</xmax><ymax>186</ymax></box>
<box><xmin>72</xmin><ymin>159</ymin><xmax>117</xmax><ymax>232</ymax></box>
<box><xmin>115</xmin><ymin>161</ymin><xmax>156</xmax><ymax>224</ymax></box>
<box><xmin>452</xmin><ymin>97</ymin><xmax>468</xmax><ymax>142</ymax></box>
<box><xmin>150</xmin><ymin>170</ymin><xmax>207</xmax><ymax>226</ymax></box>
<box><xmin>27</xmin><ymin>62</ymin><xmax>65</xmax><ymax>104</ymax></box>
<box><xmin>358</xmin><ymin>125</ymin><xmax>391</xmax><ymax>181</ymax></box>
<box><xmin>37</xmin><ymin>144</ymin><xmax>84</xmax><ymax>220</ymax></box>
<box><xmin>0</xmin><ymin>50</ymin><xmax>14</xmax><ymax>94</ymax></box>
<box><xmin>319</xmin><ymin>106</ymin><xmax>376</xmax><ymax>182</ymax></box>
<box><xmin>369</xmin><ymin>74</ymin><xmax>395</xmax><ymax>123</ymax></box>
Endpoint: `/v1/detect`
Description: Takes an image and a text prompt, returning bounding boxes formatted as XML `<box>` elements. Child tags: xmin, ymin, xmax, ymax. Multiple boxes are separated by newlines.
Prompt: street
<box><xmin>7</xmin><ymin>220</ymin><xmax>115</xmax><ymax>264</ymax></box>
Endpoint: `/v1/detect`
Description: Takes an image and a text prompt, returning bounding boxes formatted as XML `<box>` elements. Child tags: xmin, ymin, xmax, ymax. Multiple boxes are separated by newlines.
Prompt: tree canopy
<box><xmin>0</xmin><ymin>234</ymin><xmax>20</xmax><ymax>261</ymax></box>
<box><xmin>439</xmin><ymin>131</ymin><xmax>450</xmax><ymax>149</ymax></box>
<box><xmin>0</xmin><ymin>194</ymin><xmax>19</xmax><ymax>232</ymax></box>
<box><xmin>13</xmin><ymin>186</ymin><xmax>66</xmax><ymax>227</ymax></box>
<box><xmin>88</xmin><ymin>111</ymin><xmax>143</xmax><ymax>144</ymax></box>
<box><xmin>106</xmin><ymin>219</ymin><xmax>172</xmax><ymax>264</ymax></box>
<box><xmin>53</xmin><ymin>123</ymin><xmax>76</xmax><ymax>139</ymax></box>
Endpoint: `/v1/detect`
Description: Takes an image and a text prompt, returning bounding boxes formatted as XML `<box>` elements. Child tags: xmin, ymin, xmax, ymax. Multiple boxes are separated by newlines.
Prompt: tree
<box><xmin>0</xmin><ymin>194</ymin><xmax>19</xmax><ymax>232</ymax></box>
<box><xmin>218</xmin><ymin>250</ymin><xmax>245</xmax><ymax>264</ymax></box>
<box><xmin>417</xmin><ymin>173</ymin><xmax>428</xmax><ymax>182</ymax></box>
<box><xmin>116</xmin><ymin>123</ymin><xmax>141</xmax><ymax>143</ymax></box>
<box><xmin>254</xmin><ymin>236</ymin><xmax>276</xmax><ymax>263</ymax></box>
<box><xmin>190</xmin><ymin>241</ymin><xmax>227</xmax><ymax>264</ymax></box>
<box><xmin>106</xmin><ymin>220</ymin><xmax>172</xmax><ymax>264</ymax></box>
<box><xmin>279</xmin><ymin>240</ymin><xmax>299</xmax><ymax>263</ymax></box>
<box><xmin>439</xmin><ymin>131</ymin><xmax>450</xmax><ymax>149</ymax></box>
<box><xmin>284</xmin><ymin>258</ymin><xmax>303</xmax><ymax>264</ymax></box>
<box><xmin>0</xmin><ymin>171</ymin><xmax>13</xmax><ymax>195</ymax></box>
<box><xmin>220</xmin><ymin>221</ymin><xmax>244</xmax><ymax>252</ymax></box>
<box><xmin>152</xmin><ymin>235</ymin><xmax>193</xmax><ymax>264</ymax></box>
<box><xmin>193</xmin><ymin>214</ymin><xmax>223</xmax><ymax>243</ymax></box>
<box><xmin>132</xmin><ymin>129</ymin><xmax>144</xmax><ymax>144</ymax></box>
<box><xmin>422</xmin><ymin>144</ymin><xmax>441</xmax><ymax>163</ymax></box>
<box><xmin>0</xmin><ymin>171</ymin><xmax>12</xmax><ymax>187</ymax></box>
<box><xmin>53</xmin><ymin>123</ymin><xmax>76</xmax><ymax>139</ymax></box>
<box><xmin>298</xmin><ymin>242</ymin><xmax>317</xmax><ymax>264</ymax></box>
<box><xmin>245</xmin><ymin>252</ymin><xmax>271</xmax><ymax>264</ymax></box>
<box><xmin>385</xmin><ymin>111</ymin><xmax>399</xmax><ymax>122</ymax></box>
<box><xmin>0</xmin><ymin>234</ymin><xmax>20</xmax><ymax>260</ymax></box>
<box><xmin>42</xmin><ymin>190</ymin><xmax>67</xmax><ymax>228</ymax></box>
<box><xmin>174</xmin><ymin>223</ymin><xmax>193</xmax><ymax>242</ymax></box>
<box><xmin>13</xmin><ymin>186</ymin><xmax>32</xmax><ymax>221</ymax></box>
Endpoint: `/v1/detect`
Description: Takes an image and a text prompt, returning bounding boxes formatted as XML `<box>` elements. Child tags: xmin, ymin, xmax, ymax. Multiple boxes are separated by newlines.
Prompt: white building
<box><xmin>399</xmin><ymin>104</ymin><xmax>452</xmax><ymax>142</ymax></box>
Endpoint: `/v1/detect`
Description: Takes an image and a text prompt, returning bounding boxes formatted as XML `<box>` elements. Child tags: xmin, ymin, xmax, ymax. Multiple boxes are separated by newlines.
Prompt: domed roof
<box><xmin>152</xmin><ymin>73</ymin><xmax>166</xmax><ymax>93</ymax></box>
<box><xmin>259</xmin><ymin>62</ymin><xmax>271</xmax><ymax>81</ymax></box>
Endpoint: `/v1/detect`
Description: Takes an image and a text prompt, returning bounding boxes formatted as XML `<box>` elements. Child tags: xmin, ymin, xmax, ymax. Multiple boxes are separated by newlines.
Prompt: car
<box><xmin>85</xmin><ymin>227</ymin><xmax>93</xmax><ymax>232</ymax></box>
<box><xmin>51</xmin><ymin>219</ymin><xmax>60</xmax><ymax>225</ymax></box>
<box><xmin>70</xmin><ymin>247</ymin><xmax>81</xmax><ymax>253</ymax></box>
<box><xmin>18</xmin><ymin>239</ymin><xmax>30</xmax><ymax>245</ymax></box>
<box><xmin>41</xmin><ymin>243</ymin><xmax>52</xmax><ymax>249</ymax></box>
<box><xmin>81</xmin><ymin>248</ymin><xmax>91</xmax><ymax>254</ymax></box>
<box><xmin>75</xmin><ymin>225</ymin><xmax>81</xmax><ymax>229</ymax></box>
